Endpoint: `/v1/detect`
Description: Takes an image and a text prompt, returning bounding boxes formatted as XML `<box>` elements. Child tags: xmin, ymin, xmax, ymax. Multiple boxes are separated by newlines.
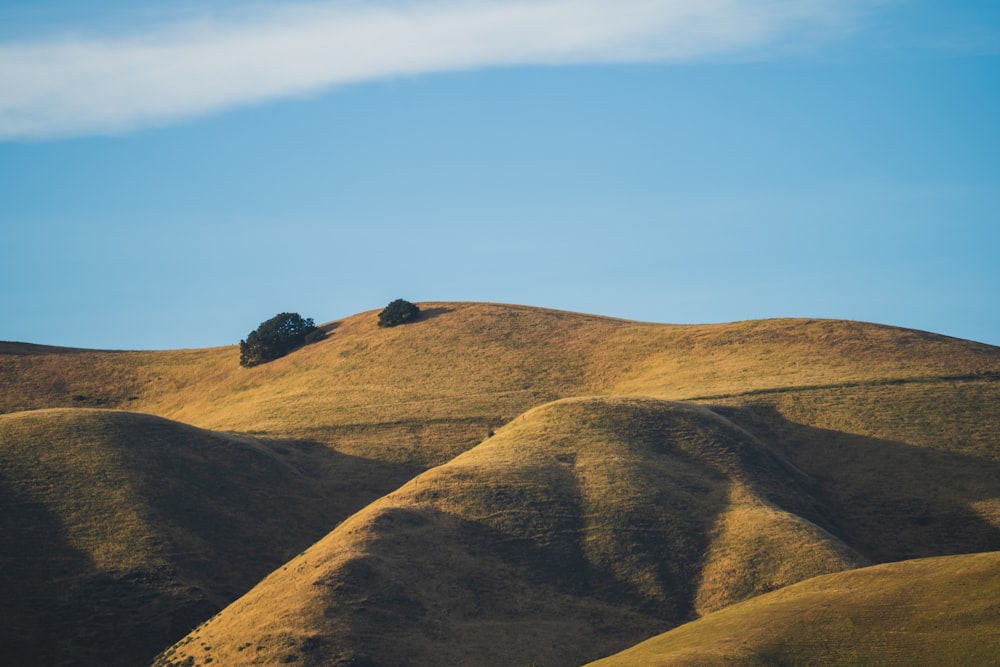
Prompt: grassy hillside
<box><xmin>586</xmin><ymin>550</ymin><xmax>1000</xmax><ymax>666</ymax></box>
<box><xmin>154</xmin><ymin>397</ymin><xmax>870</xmax><ymax>667</ymax></box>
<box><xmin>156</xmin><ymin>385</ymin><xmax>1000</xmax><ymax>667</ymax></box>
<box><xmin>0</xmin><ymin>409</ymin><xmax>415</xmax><ymax>667</ymax></box>
<box><xmin>3</xmin><ymin>303</ymin><xmax>997</xmax><ymax>467</ymax></box>
<box><xmin>1</xmin><ymin>303</ymin><xmax>998</xmax><ymax>665</ymax></box>
<box><xmin>704</xmin><ymin>381</ymin><xmax>1000</xmax><ymax>564</ymax></box>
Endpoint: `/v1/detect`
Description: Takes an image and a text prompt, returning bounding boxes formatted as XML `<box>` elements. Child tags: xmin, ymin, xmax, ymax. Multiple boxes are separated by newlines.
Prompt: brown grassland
<box><xmin>1</xmin><ymin>302</ymin><xmax>998</xmax><ymax>666</ymax></box>
<box><xmin>586</xmin><ymin>550</ymin><xmax>1000</xmax><ymax>666</ymax></box>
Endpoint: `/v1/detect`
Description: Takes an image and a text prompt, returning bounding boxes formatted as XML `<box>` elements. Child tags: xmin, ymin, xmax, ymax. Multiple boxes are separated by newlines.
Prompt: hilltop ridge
<box><xmin>3</xmin><ymin>302</ymin><xmax>997</xmax><ymax>465</ymax></box>
<box><xmin>0</xmin><ymin>302</ymin><xmax>998</xmax><ymax>666</ymax></box>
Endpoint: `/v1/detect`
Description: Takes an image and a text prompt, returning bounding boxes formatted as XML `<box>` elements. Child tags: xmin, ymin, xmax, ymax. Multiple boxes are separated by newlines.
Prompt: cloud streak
<box><xmin>0</xmin><ymin>0</ymin><xmax>868</xmax><ymax>139</ymax></box>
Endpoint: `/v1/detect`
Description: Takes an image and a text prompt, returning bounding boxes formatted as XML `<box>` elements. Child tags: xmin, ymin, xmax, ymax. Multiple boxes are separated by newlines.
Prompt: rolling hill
<box><xmin>586</xmin><ymin>550</ymin><xmax>1000</xmax><ymax>666</ymax></box>
<box><xmin>152</xmin><ymin>397</ymin><xmax>867</xmax><ymax>667</ymax></box>
<box><xmin>1</xmin><ymin>302</ymin><xmax>998</xmax><ymax>665</ymax></box>
<box><xmin>0</xmin><ymin>408</ymin><xmax>414</xmax><ymax>666</ymax></box>
<box><xmin>3</xmin><ymin>303</ymin><xmax>996</xmax><ymax>466</ymax></box>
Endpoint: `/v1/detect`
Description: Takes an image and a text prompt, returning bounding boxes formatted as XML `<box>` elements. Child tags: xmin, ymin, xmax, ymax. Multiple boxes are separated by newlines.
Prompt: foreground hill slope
<box><xmin>586</xmin><ymin>550</ymin><xmax>1000</xmax><ymax>666</ymax></box>
<box><xmin>157</xmin><ymin>382</ymin><xmax>1000</xmax><ymax>667</ymax></box>
<box><xmin>0</xmin><ymin>409</ymin><xmax>413</xmax><ymax>667</ymax></box>
<box><xmin>155</xmin><ymin>397</ymin><xmax>871</xmax><ymax>667</ymax></box>
<box><xmin>3</xmin><ymin>303</ymin><xmax>998</xmax><ymax>466</ymax></box>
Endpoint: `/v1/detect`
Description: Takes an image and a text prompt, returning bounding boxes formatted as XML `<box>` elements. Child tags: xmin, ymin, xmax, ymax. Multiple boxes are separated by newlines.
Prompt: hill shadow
<box><xmin>304</xmin><ymin>495</ymin><xmax>708</xmax><ymax>667</ymax></box>
<box><xmin>330</xmin><ymin>446</ymin><xmax>735</xmax><ymax>667</ymax></box>
<box><xmin>711</xmin><ymin>404</ymin><xmax>1000</xmax><ymax>563</ymax></box>
<box><xmin>0</xmin><ymin>476</ymin><xmax>216</xmax><ymax>667</ymax></box>
<box><xmin>112</xmin><ymin>429</ymin><xmax>422</xmax><ymax>601</ymax></box>
<box><xmin>0</xmin><ymin>476</ymin><xmax>92</xmax><ymax>665</ymax></box>
<box><xmin>1</xmin><ymin>411</ymin><xmax>422</xmax><ymax>667</ymax></box>
<box><xmin>417</xmin><ymin>306</ymin><xmax>454</xmax><ymax>322</ymax></box>
<box><xmin>317</xmin><ymin>321</ymin><xmax>342</xmax><ymax>335</ymax></box>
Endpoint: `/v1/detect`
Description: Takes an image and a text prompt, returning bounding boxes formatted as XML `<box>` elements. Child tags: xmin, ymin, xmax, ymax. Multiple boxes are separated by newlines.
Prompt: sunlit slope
<box><xmin>607</xmin><ymin>316</ymin><xmax>1000</xmax><ymax>399</ymax></box>
<box><xmin>0</xmin><ymin>341</ymin><xmax>234</xmax><ymax>418</ymax></box>
<box><xmin>586</xmin><ymin>551</ymin><xmax>1000</xmax><ymax>667</ymax></box>
<box><xmin>3</xmin><ymin>304</ymin><xmax>997</xmax><ymax>465</ymax></box>
<box><xmin>0</xmin><ymin>408</ymin><xmax>392</xmax><ymax>667</ymax></box>
<box><xmin>156</xmin><ymin>397</ymin><xmax>864</xmax><ymax>667</ymax></box>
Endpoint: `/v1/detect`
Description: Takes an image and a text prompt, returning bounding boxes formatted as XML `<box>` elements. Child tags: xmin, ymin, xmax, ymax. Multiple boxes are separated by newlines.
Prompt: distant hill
<box><xmin>0</xmin><ymin>302</ymin><xmax>997</xmax><ymax>666</ymax></box>
<box><xmin>4</xmin><ymin>303</ymin><xmax>996</xmax><ymax>467</ymax></box>
<box><xmin>586</xmin><ymin>550</ymin><xmax>1000</xmax><ymax>666</ymax></box>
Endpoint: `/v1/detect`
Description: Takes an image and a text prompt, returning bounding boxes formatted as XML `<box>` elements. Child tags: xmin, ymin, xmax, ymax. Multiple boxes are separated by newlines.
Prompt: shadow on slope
<box><xmin>586</xmin><ymin>550</ymin><xmax>1000</xmax><ymax>667</ymax></box>
<box><xmin>0</xmin><ymin>408</ymin><xmax>418</xmax><ymax>667</ymax></box>
<box><xmin>0</xmin><ymin>478</ymin><xmax>125</xmax><ymax>666</ymax></box>
<box><xmin>157</xmin><ymin>397</ymin><xmax>862</xmax><ymax>667</ymax></box>
<box><xmin>713</xmin><ymin>402</ymin><xmax>1000</xmax><ymax>562</ymax></box>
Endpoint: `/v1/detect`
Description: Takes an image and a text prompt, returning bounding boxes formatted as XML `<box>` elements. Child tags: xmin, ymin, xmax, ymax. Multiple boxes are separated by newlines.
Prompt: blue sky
<box><xmin>2</xmin><ymin>0</ymin><xmax>999</xmax><ymax>349</ymax></box>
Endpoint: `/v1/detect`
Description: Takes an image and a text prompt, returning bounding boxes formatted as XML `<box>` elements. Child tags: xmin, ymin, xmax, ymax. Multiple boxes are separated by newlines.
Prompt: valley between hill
<box><xmin>1</xmin><ymin>302</ymin><xmax>998</xmax><ymax>666</ymax></box>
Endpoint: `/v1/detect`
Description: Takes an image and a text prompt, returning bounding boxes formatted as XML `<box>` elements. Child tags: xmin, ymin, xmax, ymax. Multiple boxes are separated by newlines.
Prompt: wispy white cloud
<box><xmin>0</xmin><ymin>0</ymin><xmax>871</xmax><ymax>139</ymax></box>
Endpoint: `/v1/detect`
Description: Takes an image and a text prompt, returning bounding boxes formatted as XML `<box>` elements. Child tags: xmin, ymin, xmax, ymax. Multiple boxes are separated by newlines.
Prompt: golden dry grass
<box><xmin>1</xmin><ymin>302</ymin><xmax>998</xmax><ymax>666</ymax></box>
<box><xmin>155</xmin><ymin>397</ymin><xmax>869</xmax><ymax>667</ymax></box>
<box><xmin>586</xmin><ymin>550</ymin><xmax>1000</xmax><ymax>667</ymax></box>
<box><xmin>4</xmin><ymin>303</ymin><xmax>997</xmax><ymax>466</ymax></box>
<box><xmin>694</xmin><ymin>484</ymin><xmax>862</xmax><ymax>616</ymax></box>
<box><xmin>704</xmin><ymin>381</ymin><xmax>1000</xmax><ymax>563</ymax></box>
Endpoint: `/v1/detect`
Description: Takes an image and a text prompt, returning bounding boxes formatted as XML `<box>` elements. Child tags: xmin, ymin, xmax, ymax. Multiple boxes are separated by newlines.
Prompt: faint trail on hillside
<box><xmin>682</xmin><ymin>373</ymin><xmax>1000</xmax><ymax>402</ymax></box>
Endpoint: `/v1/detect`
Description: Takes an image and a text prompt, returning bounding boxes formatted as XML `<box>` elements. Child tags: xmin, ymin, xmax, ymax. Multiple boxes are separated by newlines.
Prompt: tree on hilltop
<box><xmin>240</xmin><ymin>312</ymin><xmax>321</xmax><ymax>367</ymax></box>
<box><xmin>378</xmin><ymin>299</ymin><xmax>421</xmax><ymax>328</ymax></box>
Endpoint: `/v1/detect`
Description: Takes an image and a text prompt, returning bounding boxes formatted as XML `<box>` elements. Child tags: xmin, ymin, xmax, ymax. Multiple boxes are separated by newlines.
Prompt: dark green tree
<box><xmin>239</xmin><ymin>312</ymin><xmax>319</xmax><ymax>367</ymax></box>
<box><xmin>377</xmin><ymin>299</ymin><xmax>421</xmax><ymax>328</ymax></box>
